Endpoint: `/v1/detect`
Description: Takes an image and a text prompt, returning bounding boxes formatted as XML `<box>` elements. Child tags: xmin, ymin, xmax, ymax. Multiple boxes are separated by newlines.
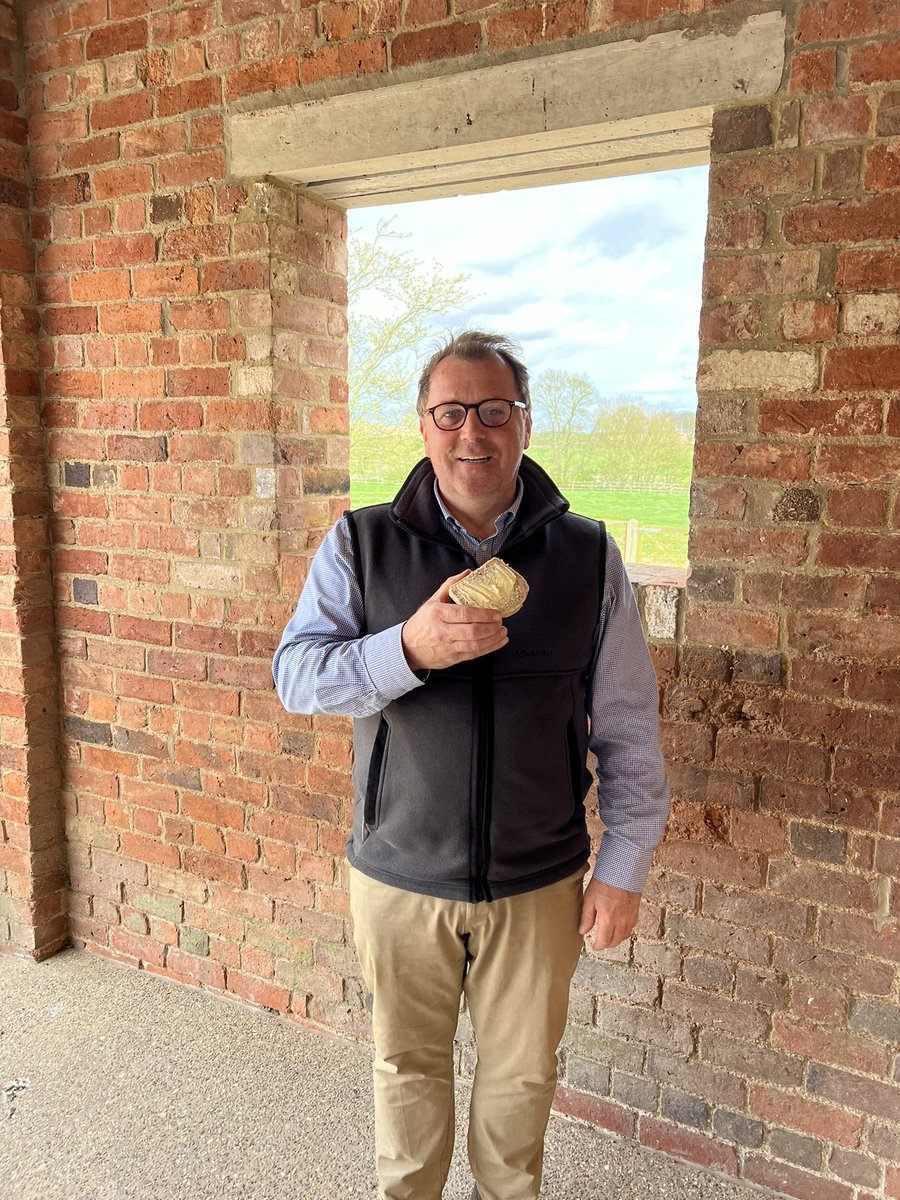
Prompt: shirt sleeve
<box><xmin>588</xmin><ymin>533</ymin><xmax>671</xmax><ymax>893</ymax></box>
<box><xmin>272</xmin><ymin>516</ymin><xmax>426</xmax><ymax>717</ymax></box>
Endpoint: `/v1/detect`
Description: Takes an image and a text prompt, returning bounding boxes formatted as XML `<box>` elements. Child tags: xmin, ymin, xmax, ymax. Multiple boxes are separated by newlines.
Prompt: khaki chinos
<box><xmin>350</xmin><ymin>866</ymin><xmax>586</xmax><ymax>1200</ymax></box>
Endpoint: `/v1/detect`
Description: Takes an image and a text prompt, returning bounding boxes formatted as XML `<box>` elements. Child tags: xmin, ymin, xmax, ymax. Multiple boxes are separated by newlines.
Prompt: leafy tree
<box><xmin>529</xmin><ymin>370</ymin><xmax>602</xmax><ymax>482</ymax></box>
<box><xmin>348</xmin><ymin>218</ymin><xmax>475</xmax><ymax>438</ymax></box>
<box><xmin>591</xmin><ymin>404</ymin><xmax>693</xmax><ymax>486</ymax></box>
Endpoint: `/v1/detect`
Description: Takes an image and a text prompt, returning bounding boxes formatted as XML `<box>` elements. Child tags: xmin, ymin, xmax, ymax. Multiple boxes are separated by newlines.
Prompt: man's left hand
<box><xmin>579</xmin><ymin>878</ymin><xmax>642</xmax><ymax>950</ymax></box>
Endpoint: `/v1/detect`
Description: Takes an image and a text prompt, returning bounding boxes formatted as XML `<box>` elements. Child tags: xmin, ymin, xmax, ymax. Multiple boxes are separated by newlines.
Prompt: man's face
<box><xmin>419</xmin><ymin>354</ymin><xmax>532</xmax><ymax>522</ymax></box>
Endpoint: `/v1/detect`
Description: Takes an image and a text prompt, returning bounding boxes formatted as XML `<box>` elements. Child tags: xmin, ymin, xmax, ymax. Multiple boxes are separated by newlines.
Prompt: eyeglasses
<box><xmin>425</xmin><ymin>399</ymin><xmax>528</xmax><ymax>431</ymax></box>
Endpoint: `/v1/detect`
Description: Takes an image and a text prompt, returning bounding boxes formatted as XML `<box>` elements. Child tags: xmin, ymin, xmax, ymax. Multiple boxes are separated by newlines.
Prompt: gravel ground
<box><xmin>0</xmin><ymin>948</ymin><xmax>771</xmax><ymax>1200</ymax></box>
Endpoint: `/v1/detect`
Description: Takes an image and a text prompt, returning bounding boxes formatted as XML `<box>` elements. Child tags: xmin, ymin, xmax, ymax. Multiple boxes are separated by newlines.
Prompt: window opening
<box><xmin>348</xmin><ymin>167</ymin><xmax>708</xmax><ymax>570</ymax></box>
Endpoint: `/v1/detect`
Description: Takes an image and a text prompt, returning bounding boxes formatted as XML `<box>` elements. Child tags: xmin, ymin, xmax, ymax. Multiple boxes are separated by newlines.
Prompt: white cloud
<box><xmin>350</xmin><ymin>166</ymin><xmax>709</xmax><ymax>410</ymax></box>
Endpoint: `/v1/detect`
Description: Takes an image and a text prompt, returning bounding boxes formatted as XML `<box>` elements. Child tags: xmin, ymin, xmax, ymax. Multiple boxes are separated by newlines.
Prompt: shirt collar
<box><xmin>433</xmin><ymin>476</ymin><xmax>524</xmax><ymax>543</ymax></box>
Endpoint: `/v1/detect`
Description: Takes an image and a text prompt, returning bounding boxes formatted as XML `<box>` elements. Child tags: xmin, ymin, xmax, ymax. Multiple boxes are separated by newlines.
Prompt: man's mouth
<box><xmin>458</xmin><ymin>455</ymin><xmax>491</xmax><ymax>463</ymax></box>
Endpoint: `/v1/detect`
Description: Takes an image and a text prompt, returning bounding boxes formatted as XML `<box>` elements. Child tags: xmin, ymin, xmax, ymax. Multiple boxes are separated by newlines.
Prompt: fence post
<box><xmin>624</xmin><ymin>519</ymin><xmax>639</xmax><ymax>562</ymax></box>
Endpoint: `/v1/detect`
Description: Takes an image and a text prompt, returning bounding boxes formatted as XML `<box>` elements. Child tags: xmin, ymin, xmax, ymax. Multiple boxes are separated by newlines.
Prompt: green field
<box><xmin>349</xmin><ymin>483</ymin><xmax>689</xmax><ymax>567</ymax></box>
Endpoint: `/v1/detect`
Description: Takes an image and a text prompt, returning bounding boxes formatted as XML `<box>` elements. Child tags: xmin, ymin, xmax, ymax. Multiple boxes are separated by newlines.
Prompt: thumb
<box><xmin>432</xmin><ymin>569</ymin><xmax>471</xmax><ymax>604</ymax></box>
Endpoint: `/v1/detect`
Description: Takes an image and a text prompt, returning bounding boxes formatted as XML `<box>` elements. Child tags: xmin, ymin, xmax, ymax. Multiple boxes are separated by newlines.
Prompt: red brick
<box><xmin>201</xmin><ymin>260</ymin><xmax>268</xmax><ymax>292</ymax></box>
<box><xmin>225</xmin><ymin>969</ymin><xmax>290</xmax><ymax>1013</ymax></box>
<box><xmin>823</xmin><ymin>145</ymin><xmax>862</xmax><ymax>192</ymax></box>
<box><xmin>817</xmin><ymin>444</ymin><xmax>900</xmax><ymax>482</ymax></box>
<box><xmin>121</xmin><ymin>122</ymin><xmax>188</xmax><ymax>159</ymax></box>
<box><xmin>833</xmin><ymin>746</ymin><xmax>900</xmax><ymax>793</ymax></box>
<box><xmin>86</xmin><ymin>18</ymin><xmax>147</xmax><ymax>59</ymax></box>
<box><xmin>30</xmin><ymin>108</ymin><xmax>89</xmax><ymax>146</ymax></box>
<box><xmin>836</xmin><ymin>248</ymin><xmax>900</xmax><ymax>291</ymax></box>
<box><xmin>93</xmin><ymin>165</ymin><xmax>154</xmax><ymax>200</ymax></box>
<box><xmin>848</xmin><ymin>664</ymin><xmax>900</xmax><ymax>703</ymax></box>
<box><xmin>703</xmin><ymin>251</ymin><xmax>820</xmax><ymax>299</ymax></box>
<box><xmin>404</xmin><ymin>0</ymin><xmax>447</xmax><ymax>22</ymax></box>
<box><xmin>877</xmin><ymin>88</ymin><xmax>900</xmax><ymax>135</ymax></box>
<box><xmin>869</xmin><ymin>579</ymin><xmax>900</xmax><ymax>617</ymax></box>
<box><xmin>225</xmin><ymin>54</ymin><xmax>298</xmax><ymax>101</ymax></box>
<box><xmin>684</xmin><ymin>606</ymin><xmax>779</xmax><ymax>649</ymax></box>
<box><xmin>157</xmin><ymin>76</ymin><xmax>221</xmax><ymax>118</ymax></box>
<box><xmin>553</xmin><ymin>1085</ymin><xmax>635</xmax><ymax>1136</ymax></box>
<box><xmin>99</xmin><ymin>302</ymin><xmax>162</xmax><ymax>334</ymax></box>
<box><xmin>487</xmin><ymin>1</ymin><xmax>586</xmax><ymax>50</ymax></box>
<box><xmin>709</xmin><ymin>153</ymin><xmax>815</xmax><ymax>201</ymax></box>
<box><xmin>299</xmin><ymin>37</ymin><xmax>387</xmax><ymax>84</ymax></box>
<box><xmin>830</xmin><ymin>345</ymin><xmax>900</xmax><ymax>391</ymax></box>
<box><xmin>866</xmin><ymin>141</ymin><xmax>900</xmax><ymax>190</ymax></box>
<box><xmin>706</xmin><ymin>208</ymin><xmax>766</xmax><ymax>254</ymax></box>
<box><xmin>639</xmin><ymin>1119</ymin><xmax>738</xmax><ymax>1174</ymax></box>
<box><xmin>804</xmin><ymin>95</ymin><xmax>871</xmax><ymax>143</ymax></box>
<box><xmin>774</xmin><ymin>934</ymin><xmax>895</xmax><ymax>994</ymax></box>
<box><xmin>818</xmin><ymin>909</ymin><xmax>900</xmax><ymax>964</ymax></box>
<box><xmin>790</xmin><ymin>47</ymin><xmax>838</xmax><ymax>92</ymax></box>
<box><xmin>785</xmin><ymin>193</ymin><xmax>900</xmax><ymax>246</ymax></box>
<box><xmin>167</xmin><ymin>299</ymin><xmax>229</xmax><ymax>331</ymax></box>
<box><xmin>779</xmin><ymin>299</ymin><xmax>837</xmax><ymax>342</ymax></box>
<box><xmin>689</xmin><ymin>527</ymin><xmax>809</xmax><ymax>568</ymax></box>
<box><xmin>163</xmin><ymin>225</ymin><xmax>230</xmax><ymax>259</ymax></box>
<box><xmin>164</xmin><ymin>367</ymin><xmax>229</xmax><ymax>398</ymax></box>
<box><xmin>796</xmin><ymin>0</ymin><xmax>900</xmax><ymax>43</ymax></box>
<box><xmin>758</xmin><ymin>397</ymin><xmax>881</xmax><ymax>437</ymax></box>
<box><xmin>70</xmin><ymin>270</ymin><xmax>131</xmax><ymax>303</ymax></box>
<box><xmin>133</xmin><ymin>265</ymin><xmax>199</xmax><ymax>298</ymax></box>
<box><xmin>61</xmin><ymin>133</ymin><xmax>121</xmax><ymax>170</ymax></box>
<box><xmin>693</xmin><ymin>443</ymin><xmax>811</xmax><ymax>481</ymax></box>
<box><xmin>750</xmin><ymin>1084</ymin><xmax>863</xmax><ymax>1146</ymax></box>
<box><xmin>716</xmin><ymin>729</ymin><xmax>828</xmax><ymax>781</ymax></box>
<box><xmin>90</xmin><ymin>92</ymin><xmax>153</xmax><ymax>132</ymax></box>
<box><xmin>110</xmin><ymin>927</ymin><xmax>166</xmax><ymax>968</ymax></box>
<box><xmin>808</xmin><ymin>1062</ymin><xmax>900</xmax><ymax>1121</ymax></box>
<box><xmin>817</xmin><ymin>533</ymin><xmax>900</xmax><ymax>571</ymax></box>
<box><xmin>94</xmin><ymin>234</ymin><xmax>156</xmax><ymax>267</ymax></box>
<box><xmin>156</xmin><ymin>150</ymin><xmax>225</xmax><ymax>188</ymax></box>
<box><xmin>744</xmin><ymin>1155</ymin><xmax>854</xmax><ymax>1200</ymax></box>
<box><xmin>851</xmin><ymin>38</ymin><xmax>900</xmax><ymax>82</ymax></box>
<box><xmin>321</xmin><ymin>1</ymin><xmax>358</xmax><ymax>40</ymax></box>
<box><xmin>769</xmin><ymin>854</ymin><xmax>876</xmax><ymax>906</ymax></box>
<box><xmin>390</xmin><ymin>21</ymin><xmax>479</xmax><ymax>67</ymax></box>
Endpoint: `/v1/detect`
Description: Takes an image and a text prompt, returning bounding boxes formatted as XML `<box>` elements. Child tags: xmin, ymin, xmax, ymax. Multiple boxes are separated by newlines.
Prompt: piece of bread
<box><xmin>448</xmin><ymin>558</ymin><xmax>529</xmax><ymax>618</ymax></box>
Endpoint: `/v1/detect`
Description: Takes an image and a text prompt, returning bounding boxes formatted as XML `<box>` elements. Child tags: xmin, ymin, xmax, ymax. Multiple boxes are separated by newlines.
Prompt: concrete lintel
<box><xmin>228</xmin><ymin>12</ymin><xmax>785</xmax><ymax>205</ymax></box>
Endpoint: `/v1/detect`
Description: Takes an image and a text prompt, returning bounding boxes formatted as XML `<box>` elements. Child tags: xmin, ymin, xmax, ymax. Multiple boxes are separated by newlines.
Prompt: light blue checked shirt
<box><xmin>273</xmin><ymin>481</ymin><xmax>670</xmax><ymax>893</ymax></box>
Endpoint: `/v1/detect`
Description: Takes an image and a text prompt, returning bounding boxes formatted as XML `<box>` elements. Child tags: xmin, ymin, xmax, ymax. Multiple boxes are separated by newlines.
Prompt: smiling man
<box><xmin>273</xmin><ymin>331</ymin><xmax>669</xmax><ymax>1200</ymax></box>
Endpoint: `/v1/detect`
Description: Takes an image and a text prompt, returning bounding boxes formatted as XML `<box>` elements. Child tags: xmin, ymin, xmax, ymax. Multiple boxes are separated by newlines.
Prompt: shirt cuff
<box><xmin>362</xmin><ymin>623</ymin><xmax>427</xmax><ymax>703</ymax></box>
<box><xmin>592</xmin><ymin>831</ymin><xmax>655</xmax><ymax>894</ymax></box>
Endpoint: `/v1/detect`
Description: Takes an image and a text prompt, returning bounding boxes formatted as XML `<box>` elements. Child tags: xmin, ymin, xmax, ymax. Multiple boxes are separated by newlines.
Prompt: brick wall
<box><xmin>0</xmin><ymin>0</ymin><xmax>65</xmax><ymax>956</ymax></box>
<box><xmin>3</xmin><ymin>1</ymin><xmax>899</xmax><ymax>1197</ymax></box>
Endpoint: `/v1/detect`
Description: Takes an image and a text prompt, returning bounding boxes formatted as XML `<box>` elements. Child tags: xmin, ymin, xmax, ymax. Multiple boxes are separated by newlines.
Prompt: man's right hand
<box><xmin>401</xmin><ymin>571</ymin><xmax>508</xmax><ymax>671</ymax></box>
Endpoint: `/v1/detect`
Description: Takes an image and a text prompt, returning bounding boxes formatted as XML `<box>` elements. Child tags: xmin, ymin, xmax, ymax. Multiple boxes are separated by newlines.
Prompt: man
<box><xmin>273</xmin><ymin>332</ymin><xmax>669</xmax><ymax>1200</ymax></box>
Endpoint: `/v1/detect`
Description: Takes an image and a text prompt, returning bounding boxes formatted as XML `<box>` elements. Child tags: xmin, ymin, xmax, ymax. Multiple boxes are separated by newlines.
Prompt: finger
<box><xmin>440</xmin><ymin>604</ymin><xmax>504</xmax><ymax>624</ymax></box>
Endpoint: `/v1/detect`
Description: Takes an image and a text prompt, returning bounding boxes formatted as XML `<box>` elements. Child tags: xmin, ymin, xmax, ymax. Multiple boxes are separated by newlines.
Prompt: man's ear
<box><xmin>523</xmin><ymin>412</ymin><xmax>532</xmax><ymax>450</ymax></box>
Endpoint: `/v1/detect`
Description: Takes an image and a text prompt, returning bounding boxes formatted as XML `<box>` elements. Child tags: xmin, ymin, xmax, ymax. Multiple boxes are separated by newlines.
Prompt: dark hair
<box><xmin>416</xmin><ymin>331</ymin><xmax>531</xmax><ymax>416</ymax></box>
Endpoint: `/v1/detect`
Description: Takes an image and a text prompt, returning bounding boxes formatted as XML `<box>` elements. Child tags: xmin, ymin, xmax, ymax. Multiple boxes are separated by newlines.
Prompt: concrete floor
<box><xmin>0</xmin><ymin>948</ymin><xmax>771</xmax><ymax>1200</ymax></box>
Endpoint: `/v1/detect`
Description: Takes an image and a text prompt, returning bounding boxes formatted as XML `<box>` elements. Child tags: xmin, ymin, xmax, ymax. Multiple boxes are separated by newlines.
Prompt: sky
<box><xmin>348</xmin><ymin>164</ymin><xmax>709</xmax><ymax>413</ymax></box>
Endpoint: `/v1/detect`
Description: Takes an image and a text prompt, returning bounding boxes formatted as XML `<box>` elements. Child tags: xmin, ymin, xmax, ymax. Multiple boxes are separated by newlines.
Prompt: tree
<box><xmin>348</xmin><ymin>218</ymin><xmax>476</xmax><ymax>431</ymax></box>
<box><xmin>591</xmin><ymin>403</ymin><xmax>693</xmax><ymax>486</ymax></box>
<box><xmin>529</xmin><ymin>370</ymin><xmax>602</xmax><ymax>482</ymax></box>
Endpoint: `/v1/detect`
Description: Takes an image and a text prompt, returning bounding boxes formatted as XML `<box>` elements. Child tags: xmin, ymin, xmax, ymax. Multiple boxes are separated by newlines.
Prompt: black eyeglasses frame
<box><xmin>424</xmin><ymin>399</ymin><xmax>528</xmax><ymax>431</ymax></box>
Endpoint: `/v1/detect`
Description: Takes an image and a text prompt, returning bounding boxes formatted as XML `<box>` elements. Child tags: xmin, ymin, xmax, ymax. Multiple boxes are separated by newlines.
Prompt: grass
<box><xmin>349</xmin><ymin>482</ymin><xmax>690</xmax><ymax>567</ymax></box>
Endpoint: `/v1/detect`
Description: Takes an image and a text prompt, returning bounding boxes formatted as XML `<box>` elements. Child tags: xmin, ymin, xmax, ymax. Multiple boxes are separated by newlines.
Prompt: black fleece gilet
<box><xmin>344</xmin><ymin>455</ymin><xmax>606</xmax><ymax>902</ymax></box>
